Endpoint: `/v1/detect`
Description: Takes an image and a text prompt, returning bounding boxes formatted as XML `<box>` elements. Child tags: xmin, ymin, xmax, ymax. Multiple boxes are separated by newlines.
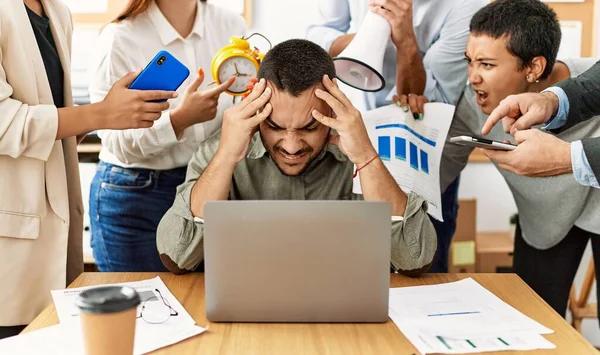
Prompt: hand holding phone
<box><xmin>97</xmin><ymin>70</ymin><xmax>178</xmax><ymax>130</ymax></box>
<box><xmin>128</xmin><ymin>50</ymin><xmax>190</xmax><ymax>101</ymax></box>
<box><xmin>450</xmin><ymin>135</ymin><xmax>516</xmax><ymax>151</ymax></box>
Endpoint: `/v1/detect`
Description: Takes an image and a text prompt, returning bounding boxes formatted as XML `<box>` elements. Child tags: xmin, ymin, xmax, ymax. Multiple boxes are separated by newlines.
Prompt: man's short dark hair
<box><xmin>470</xmin><ymin>0</ymin><xmax>561</xmax><ymax>80</ymax></box>
<box><xmin>258</xmin><ymin>39</ymin><xmax>336</xmax><ymax>97</ymax></box>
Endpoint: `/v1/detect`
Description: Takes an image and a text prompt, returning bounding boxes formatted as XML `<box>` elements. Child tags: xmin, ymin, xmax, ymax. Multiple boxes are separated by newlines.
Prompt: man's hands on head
<box><xmin>369</xmin><ymin>0</ymin><xmax>414</xmax><ymax>47</ymax></box>
<box><xmin>189</xmin><ymin>78</ymin><xmax>270</xmax><ymax>218</ymax></box>
<box><xmin>215</xmin><ymin>78</ymin><xmax>272</xmax><ymax>166</ymax></box>
<box><xmin>481</xmin><ymin>92</ymin><xmax>560</xmax><ymax>136</ymax></box>
<box><xmin>482</xmin><ymin>129</ymin><xmax>572</xmax><ymax>177</ymax></box>
<box><xmin>313</xmin><ymin>76</ymin><xmax>408</xmax><ymax>216</ymax></box>
<box><xmin>311</xmin><ymin>75</ymin><xmax>378</xmax><ymax>166</ymax></box>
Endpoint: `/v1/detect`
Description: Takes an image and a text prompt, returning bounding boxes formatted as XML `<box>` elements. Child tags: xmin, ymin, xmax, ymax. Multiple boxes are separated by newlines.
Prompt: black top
<box><xmin>26</xmin><ymin>5</ymin><xmax>65</xmax><ymax>108</ymax></box>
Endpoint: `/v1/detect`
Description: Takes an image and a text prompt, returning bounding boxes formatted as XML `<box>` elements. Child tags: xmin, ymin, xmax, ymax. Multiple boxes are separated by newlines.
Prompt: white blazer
<box><xmin>0</xmin><ymin>0</ymin><xmax>83</xmax><ymax>325</ymax></box>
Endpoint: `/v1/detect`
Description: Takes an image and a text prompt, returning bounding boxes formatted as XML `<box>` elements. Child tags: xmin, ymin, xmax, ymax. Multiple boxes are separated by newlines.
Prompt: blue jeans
<box><xmin>428</xmin><ymin>176</ymin><xmax>460</xmax><ymax>273</ymax></box>
<box><xmin>89</xmin><ymin>161</ymin><xmax>187</xmax><ymax>272</ymax></box>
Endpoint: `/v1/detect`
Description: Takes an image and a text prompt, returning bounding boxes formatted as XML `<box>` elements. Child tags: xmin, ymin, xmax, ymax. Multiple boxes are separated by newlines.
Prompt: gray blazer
<box><xmin>555</xmin><ymin>60</ymin><xmax>600</xmax><ymax>178</ymax></box>
<box><xmin>441</xmin><ymin>58</ymin><xmax>600</xmax><ymax>250</ymax></box>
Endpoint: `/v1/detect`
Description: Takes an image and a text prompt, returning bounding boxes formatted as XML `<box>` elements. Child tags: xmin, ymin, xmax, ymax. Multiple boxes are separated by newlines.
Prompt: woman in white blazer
<box><xmin>0</xmin><ymin>0</ymin><xmax>177</xmax><ymax>338</ymax></box>
<box><xmin>87</xmin><ymin>0</ymin><xmax>247</xmax><ymax>272</ymax></box>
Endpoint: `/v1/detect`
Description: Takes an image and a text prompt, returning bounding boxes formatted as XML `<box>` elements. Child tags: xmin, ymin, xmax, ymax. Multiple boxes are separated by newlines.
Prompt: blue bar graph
<box><xmin>378</xmin><ymin>136</ymin><xmax>391</xmax><ymax>161</ymax></box>
<box><xmin>379</xmin><ymin>135</ymin><xmax>430</xmax><ymax>175</ymax></box>
<box><xmin>395</xmin><ymin>137</ymin><xmax>406</xmax><ymax>161</ymax></box>
<box><xmin>420</xmin><ymin>150</ymin><xmax>429</xmax><ymax>174</ymax></box>
<box><xmin>375</xmin><ymin>124</ymin><xmax>436</xmax><ymax>147</ymax></box>
<box><xmin>409</xmin><ymin>142</ymin><xmax>418</xmax><ymax>170</ymax></box>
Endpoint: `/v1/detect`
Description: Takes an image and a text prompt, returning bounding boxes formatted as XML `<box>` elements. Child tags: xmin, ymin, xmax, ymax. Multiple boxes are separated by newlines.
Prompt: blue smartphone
<box><xmin>128</xmin><ymin>50</ymin><xmax>190</xmax><ymax>102</ymax></box>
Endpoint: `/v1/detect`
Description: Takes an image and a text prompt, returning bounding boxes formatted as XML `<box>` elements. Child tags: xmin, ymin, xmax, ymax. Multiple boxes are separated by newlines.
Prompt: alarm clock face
<box><xmin>218</xmin><ymin>57</ymin><xmax>258</xmax><ymax>94</ymax></box>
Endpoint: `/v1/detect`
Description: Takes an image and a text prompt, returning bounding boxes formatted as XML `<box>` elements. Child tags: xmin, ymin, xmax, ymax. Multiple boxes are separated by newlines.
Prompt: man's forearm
<box><xmin>394</xmin><ymin>36</ymin><xmax>426</xmax><ymax>96</ymax></box>
<box><xmin>358</xmin><ymin>157</ymin><xmax>407</xmax><ymax>215</ymax></box>
<box><xmin>190</xmin><ymin>153</ymin><xmax>236</xmax><ymax>218</ymax></box>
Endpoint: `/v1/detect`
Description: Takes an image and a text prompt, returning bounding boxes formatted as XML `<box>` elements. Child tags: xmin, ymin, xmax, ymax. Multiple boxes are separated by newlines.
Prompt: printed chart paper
<box><xmin>354</xmin><ymin>103</ymin><xmax>455</xmax><ymax>221</ymax></box>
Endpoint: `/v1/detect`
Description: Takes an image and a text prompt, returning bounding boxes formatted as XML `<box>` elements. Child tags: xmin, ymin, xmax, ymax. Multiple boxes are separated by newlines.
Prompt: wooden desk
<box><xmin>24</xmin><ymin>273</ymin><xmax>597</xmax><ymax>355</ymax></box>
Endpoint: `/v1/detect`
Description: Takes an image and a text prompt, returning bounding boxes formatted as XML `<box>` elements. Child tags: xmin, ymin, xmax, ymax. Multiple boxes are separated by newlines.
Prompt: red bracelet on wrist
<box><xmin>352</xmin><ymin>155</ymin><xmax>379</xmax><ymax>178</ymax></box>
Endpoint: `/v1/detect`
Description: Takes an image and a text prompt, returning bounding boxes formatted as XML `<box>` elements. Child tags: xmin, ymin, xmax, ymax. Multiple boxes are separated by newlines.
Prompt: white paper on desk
<box><xmin>388</xmin><ymin>278</ymin><xmax>554</xmax><ymax>354</ymax></box>
<box><xmin>0</xmin><ymin>324</ymin><xmax>84</xmax><ymax>355</ymax></box>
<box><xmin>52</xmin><ymin>276</ymin><xmax>194</xmax><ymax>327</ymax></box>
<box><xmin>389</xmin><ymin>278</ymin><xmax>552</xmax><ymax>337</ymax></box>
<box><xmin>0</xmin><ymin>323</ymin><xmax>207</xmax><ymax>355</ymax></box>
<box><xmin>353</xmin><ymin>103</ymin><xmax>455</xmax><ymax>221</ymax></box>
<box><xmin>394</xmin><ymin>321</ymin><xmax>555</xmax><ymax>354</ymax></box>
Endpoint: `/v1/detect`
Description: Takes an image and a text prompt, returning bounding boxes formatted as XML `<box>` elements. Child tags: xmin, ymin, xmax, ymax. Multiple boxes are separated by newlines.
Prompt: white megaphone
<box><xmin>333</xmin><ymin>11</ymin><xmax>390</xmax><ymax>92</ymax></box>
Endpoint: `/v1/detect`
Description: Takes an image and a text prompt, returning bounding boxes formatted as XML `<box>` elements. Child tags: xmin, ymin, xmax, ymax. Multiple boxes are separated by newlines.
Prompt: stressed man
<box><xmin>156</xmin><ymin>39</ymin><xmax>437</xmax><ymax>275</ymax></box>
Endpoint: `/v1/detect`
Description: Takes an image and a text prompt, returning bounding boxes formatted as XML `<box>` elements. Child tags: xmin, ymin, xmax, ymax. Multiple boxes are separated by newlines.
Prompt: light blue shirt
<box><xmin>542</xmin><ymin>86</ymin><xmax>599</xmax><ymax>188</ymax></box>
<box><xmin>306</xmin><ymin>0</ymin><xmax>488</xmax><ymax>111</ymax></box>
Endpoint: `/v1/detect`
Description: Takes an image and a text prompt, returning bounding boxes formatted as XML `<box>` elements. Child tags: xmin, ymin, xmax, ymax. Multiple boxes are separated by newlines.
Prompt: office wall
<box><xmin>248</xmin><ymin>0</ymin><xmax>318</xmax><ymax>45</ymax></box>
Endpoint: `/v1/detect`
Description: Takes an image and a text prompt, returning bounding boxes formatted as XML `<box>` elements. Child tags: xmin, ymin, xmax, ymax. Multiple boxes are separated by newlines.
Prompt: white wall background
<box><xmin>248</xmin><ymin>0</ymin><xmax>319</xmax><ymax>46</ymax></box>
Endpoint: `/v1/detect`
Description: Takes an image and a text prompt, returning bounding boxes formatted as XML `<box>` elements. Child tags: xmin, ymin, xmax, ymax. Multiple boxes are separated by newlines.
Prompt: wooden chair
<box><xmin>569</xmin><ymin>259</ymin><xmax>597</xmax><ymax>333</ymax></box>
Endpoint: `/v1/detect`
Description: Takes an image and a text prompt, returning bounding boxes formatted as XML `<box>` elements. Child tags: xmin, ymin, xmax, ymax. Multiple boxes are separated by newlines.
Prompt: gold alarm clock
<box><xmin>211</xmin><ymin>34</ymin><xmax>270</xmax><ymax>96</ymax></box>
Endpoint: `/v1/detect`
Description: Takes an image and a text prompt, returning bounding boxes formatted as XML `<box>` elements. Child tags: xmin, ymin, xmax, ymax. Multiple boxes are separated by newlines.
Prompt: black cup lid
<box><xmin>76</xmin><ymin>286</ymin><xmax>140</xmax><ymax>314</ymax></box>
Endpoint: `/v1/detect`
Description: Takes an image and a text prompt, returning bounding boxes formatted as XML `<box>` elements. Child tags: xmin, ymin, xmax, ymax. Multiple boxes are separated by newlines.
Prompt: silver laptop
<box><xmin>204</xmin><ymin>201</ymin><xmax>391</xmax><ymax>323</ymax></box>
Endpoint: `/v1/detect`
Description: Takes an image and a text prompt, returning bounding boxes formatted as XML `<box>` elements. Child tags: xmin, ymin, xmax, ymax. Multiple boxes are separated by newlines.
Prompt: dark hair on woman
<box><xmin>470</xmin><ymin>0</ymin><xmax>561</xmax><ymax>79</ymax></box>
<box><xmin>258</xmin><ymin>39</ymin><xmax>336</xmax><ymax>97</ymax></box>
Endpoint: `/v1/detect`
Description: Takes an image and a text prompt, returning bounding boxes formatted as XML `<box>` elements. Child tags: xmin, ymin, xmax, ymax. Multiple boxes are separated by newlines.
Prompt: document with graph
<box><xmin>353</xmin><ymin>103</ymin><xmax>455</xmax><ymax>221</ymax></box>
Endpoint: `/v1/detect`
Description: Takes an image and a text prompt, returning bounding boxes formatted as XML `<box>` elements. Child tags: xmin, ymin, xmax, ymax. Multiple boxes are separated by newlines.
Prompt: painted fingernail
<box><xmin>419</xmin><ymin>113</ymin><xmax>424</xmax><ymax>120</ymax></box>
<box><xmin>198</xmin><ymin>67</ymin><xmax>204</xmax><ymax>76</ymax></box>
<box><xmin>246</xmin><ymin>84</ymin><xmax>254</xmax><ymax>90</ymax></box>
<box><xmin>229</xmin><ymin>77</ymin><xmax>236</xmax><ymax>83</ymax></box>
<box><xmin>396</xmin><ymin>101</ymin><xmax>402</xmax><ymax>107</ymax></box>
<box><xmin>413</xmin><ymin>112</ymin><xmax>419</xmax><ymax>120</ymax></box>
<box><xmin>402</xmin><ymin>106</ymin><xmax>409</xmax><ymax>112</ymax></box>
<box><xmin>250</xmin><ymin>78</ymin><xmax>258</xmax><ymax>83</ymax></box>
